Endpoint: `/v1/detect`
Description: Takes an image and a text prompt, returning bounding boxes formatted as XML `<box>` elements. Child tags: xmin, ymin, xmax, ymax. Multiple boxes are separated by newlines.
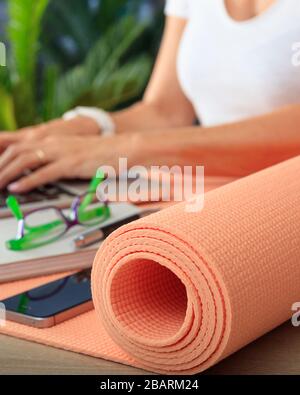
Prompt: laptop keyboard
<box><xmin>0</xmin><ymin>184</ymin><xmax>76</xmax><ymax>208</ymax></box>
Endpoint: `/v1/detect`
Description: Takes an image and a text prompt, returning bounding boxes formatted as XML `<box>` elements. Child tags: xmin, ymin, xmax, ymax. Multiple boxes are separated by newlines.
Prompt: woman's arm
<box><xmin>1</xmin><ymin>103</ymin><xmax>300</xmax><ymax>193</ymax></box>
<box><xmin>111</xmin><ymin>16</ymin><xmax>195</xmax><ymax>133</ymax></box>
<box><xmin>131</xmin><ymin>103</ymin><xmax>300</xmax><ymax>176</ymax></box>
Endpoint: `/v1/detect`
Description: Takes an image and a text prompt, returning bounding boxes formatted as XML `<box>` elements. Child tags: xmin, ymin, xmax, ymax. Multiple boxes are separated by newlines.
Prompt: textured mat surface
<box><xmin>1</xmin><ymin>160</ymin><xmax>300</xmax><ymax>374</ymax></box>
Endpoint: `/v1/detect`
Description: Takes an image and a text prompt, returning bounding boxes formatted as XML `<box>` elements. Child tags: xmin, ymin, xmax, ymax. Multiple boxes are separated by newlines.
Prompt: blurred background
<box><xmin>0</xmin><ymin>0</ymin><xmax>165</xmax><ymax>131</ymax></box>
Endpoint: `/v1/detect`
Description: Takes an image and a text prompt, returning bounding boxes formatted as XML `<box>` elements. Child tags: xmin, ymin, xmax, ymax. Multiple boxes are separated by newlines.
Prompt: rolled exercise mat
<box><xmin>0</xmin><ymin>157</ymin><xmax>299</xmax><ymax>374</ymax></box>
<box><xmin>92</xmin><ymin>155</ymin><xmax>300</xmax><ymax>374</ymax></box>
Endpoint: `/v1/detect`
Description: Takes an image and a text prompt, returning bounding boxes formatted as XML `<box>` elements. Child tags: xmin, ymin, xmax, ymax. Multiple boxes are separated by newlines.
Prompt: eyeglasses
<box><xmin>5</xmin><ymin>173</ymin><xmax>110</xmax><ymax>251</ymax></box>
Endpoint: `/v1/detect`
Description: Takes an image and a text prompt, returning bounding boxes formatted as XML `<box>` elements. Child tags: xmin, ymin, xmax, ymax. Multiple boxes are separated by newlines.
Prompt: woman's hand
<box><xmin>0</xmin><ymin>133</ymin><xmax>133</xmax><ymax>193</ymax></box>
<box><xmin>0</xmin><ymin>116</ymin><xmax>101</xmax><ymax>154</ymax></box>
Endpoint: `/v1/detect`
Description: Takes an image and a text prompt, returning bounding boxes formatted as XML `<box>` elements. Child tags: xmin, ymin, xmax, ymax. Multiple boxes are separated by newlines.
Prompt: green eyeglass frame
<box><xmin>5</xmin><ymin>172</ymin><xmax>110</xmax><ymax>251</ymax></box>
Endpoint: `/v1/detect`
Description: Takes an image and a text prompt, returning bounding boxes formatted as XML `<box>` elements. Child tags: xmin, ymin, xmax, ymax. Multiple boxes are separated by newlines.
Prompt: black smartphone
<box><xmin>1</xmin><ymin>269</ymin><xmax>93</xmax><ymax>328</ymax></box>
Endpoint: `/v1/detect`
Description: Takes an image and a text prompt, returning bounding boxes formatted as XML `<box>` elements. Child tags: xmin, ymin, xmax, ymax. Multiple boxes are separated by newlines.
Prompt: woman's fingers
<box><xmin>0</xmin><ymin>143</ymin><xmax>32</xmax><ymax>172</ymax></box>
<box><xmin>0</xmin><ymin>152</ymin><xmax>44</xmax><ymax>190</ymax></box>
<box><xmin>0</xmin><ymin>117</ymin><xmax>100</xmax><ymax>156</ymax></box>
<box><xmin>0</xmin><ymin>125</ymin><xmax>53</xmax><ymax>154</ymax></box>
<box><xmin>0</xmin><ymin>136</ymin><xmax>76</xmax><ymax>191</ymax></box>
<box><xmin>0</xmin><ymin>126</ymin><xmax>47</xmax><ymax>155</ymax></box>
<box><xmin>8</xmin><ymin>161</ymin><xmax>67</xmax><ymax>193</ymax></box>
<box><xmin>0</xmin><ymin>133</ymin><xmax>107</xmax><ymax>192</ymax></box>
<box><xmin>0</xmin><ymin>133</ymin><xmax>22</xmax><ymax>153</ymax></box>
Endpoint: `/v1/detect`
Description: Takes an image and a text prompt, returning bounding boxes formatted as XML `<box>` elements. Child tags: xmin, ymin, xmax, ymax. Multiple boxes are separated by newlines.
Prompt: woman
<box><xmin>0</xmin><ymin>0</ymin><xmax>300</xmax><ymax>193</ymax></box>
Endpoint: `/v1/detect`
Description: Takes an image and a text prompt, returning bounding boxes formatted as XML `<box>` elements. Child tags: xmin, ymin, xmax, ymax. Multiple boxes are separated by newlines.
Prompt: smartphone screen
<box><xmin>2</xmin><ymin>269</ymin><xmax>92</xmax><ymax>318</ymax></box>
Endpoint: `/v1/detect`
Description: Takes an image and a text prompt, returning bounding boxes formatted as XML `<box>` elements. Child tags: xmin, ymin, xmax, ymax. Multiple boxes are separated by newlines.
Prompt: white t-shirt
<box><xmin>165</xmin><ymin>0</ymin><xmax>300</xmax><ymax>126</ymax></box>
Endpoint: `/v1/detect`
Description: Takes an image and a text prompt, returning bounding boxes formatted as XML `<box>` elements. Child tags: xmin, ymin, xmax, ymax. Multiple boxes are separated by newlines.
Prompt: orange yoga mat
<box><xmin>1</xmin><ymin>157</ymin><xmax>300</xmax><ymax>374</ymax></box>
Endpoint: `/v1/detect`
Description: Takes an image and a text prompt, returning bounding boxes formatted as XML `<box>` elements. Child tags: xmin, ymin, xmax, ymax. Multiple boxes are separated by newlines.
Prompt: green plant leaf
<box><xmin>0</xmin><ymin>65</ymin><xmax>11</xmax><ymax>92</ymax></box>
<box><xmin>42</xmin><ymin>64</ymin><xmax>60</xmax><ymax>121</ymax></box>
<box><xmin>0</xmin><ymin>0</ymin><xmax>162</xmax><ymax>131</ymax></box>
<box><xmin>8</xmin><ymin>0</ymin><xmax>49</xmax><ymax>83</ymax></box>
<box><xmin>44</xmin><ymin>0</ymin><xmax>98</xmax><ymax>61</ymax></box>
<box><xmin>77</xmin><ymin>55</ymin><xmax>152</xmax><ymax>110</ymax></box>
<box><xmin>52</xmin><ymin>16</ymin><xmax>150</xmax><ymax>117</ymax></box>
<box><xmin>8</xmin><ymin>0</ymin><xmax>49</xmax><ymax>126</ymax></box>
<box><xmin>97</xmin><ymin>0</ymin><xmax>132</xmax><ymax>32</ymax></box>
<box><xmin>0</xmin><ymin>86</ymin><xmax>17</xmax><ymax>131</ymax></box>
<box><xmin>41</xmin><ymin>0</ymin><xmax>145</xmax><ymax>69</ymax></box>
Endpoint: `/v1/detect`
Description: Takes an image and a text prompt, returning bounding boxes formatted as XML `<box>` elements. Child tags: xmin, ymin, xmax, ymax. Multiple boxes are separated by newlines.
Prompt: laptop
<box><xmin>0</xmin><ymin>180</ymin><xmax>90</xmax><ymax>218</ymax></box>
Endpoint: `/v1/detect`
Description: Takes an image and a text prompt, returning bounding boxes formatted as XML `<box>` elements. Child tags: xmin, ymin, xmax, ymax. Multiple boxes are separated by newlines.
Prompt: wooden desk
<box><xmin>1</xmin><ymin>320</ymin><xmax>300</xmax><ymax>375</ymax></box>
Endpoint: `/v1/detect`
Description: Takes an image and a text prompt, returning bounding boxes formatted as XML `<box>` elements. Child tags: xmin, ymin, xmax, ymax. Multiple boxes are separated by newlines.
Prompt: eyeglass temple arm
<box><xmin>6</xmin><ymin>195</ymin><xmax>24</xmax><ymax>220</ymax></box>
<box><xmin>79</xmin><ymin>171</ymin><xmax>105</xmax><ymax>211</ymax></box>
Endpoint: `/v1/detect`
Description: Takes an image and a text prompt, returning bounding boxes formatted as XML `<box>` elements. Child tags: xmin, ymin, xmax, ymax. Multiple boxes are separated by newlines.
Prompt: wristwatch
<box><xmin>63</xmin><ymin>106</ymin><xmax>116</xmax><ymax>137</ymax></box>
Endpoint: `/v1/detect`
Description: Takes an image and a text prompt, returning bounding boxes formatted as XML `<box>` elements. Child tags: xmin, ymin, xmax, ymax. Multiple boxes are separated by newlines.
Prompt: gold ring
<box><xmin>35</xmin><ymin>149</ymin><xmax>46</xmax><ymax>163</ymax></box>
